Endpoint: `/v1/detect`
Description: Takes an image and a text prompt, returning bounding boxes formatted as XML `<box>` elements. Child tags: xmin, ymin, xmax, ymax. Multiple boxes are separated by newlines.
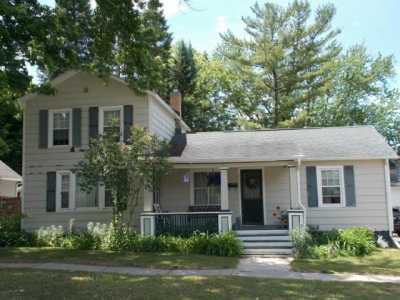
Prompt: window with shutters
<box><xmin>193</xmin><ymin>172</ymin><xmax>221</xmax><ymax>206</ymax></box>
<box><xmin>317</xmin><ymin>166</ymin><xmax>345</xmax><ymax>207</ymax></box>
<box><xmin>49</xmin><ymin>109</ymin><xmax>72</xmax><ymax>146</ymax></box>
<box><xmin>56</xmin><ymin>171</ymin><xmax>73</xmax><ymax>211</ymax></box>
<box><xmin>99</xmin><ymin>106</ymin><xmax>123</xmax><ymax>142</ymax></box>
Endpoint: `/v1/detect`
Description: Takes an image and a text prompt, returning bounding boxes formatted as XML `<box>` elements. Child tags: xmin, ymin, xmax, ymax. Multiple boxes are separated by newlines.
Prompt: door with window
<box><xmin>241</xmin><ymin>169</ymin><xmax>264</xmax><ymax>225</ymax></box>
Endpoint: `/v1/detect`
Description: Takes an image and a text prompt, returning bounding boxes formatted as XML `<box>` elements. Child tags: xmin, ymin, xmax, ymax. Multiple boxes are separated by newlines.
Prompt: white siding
<box><xmin>391</xmin><ymin>185</ymin><xmax>400</xmax><ymax>208</ymax></box>
<box><xmin>23</xmin><ymin>72</ymin><xmax>149</xmax><ymax>231</ymax></box>
<box><xmin>301</xmin><ymin>160</ymin><xmax>389</xmax><ymax>231</ymax></box>
<box><xmin>148</xmin><ymin>95</ymin><xmax>176</xmax><ymax>140</ymax></box>
<box><xmin>0</xmin><ymin>180</ymin><xmax>18</xmax><ymax>197</ymax></box>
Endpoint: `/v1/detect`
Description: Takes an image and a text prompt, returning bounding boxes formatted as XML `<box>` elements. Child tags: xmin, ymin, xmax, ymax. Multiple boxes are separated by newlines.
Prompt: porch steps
<box><xmin>235</xmin><ymin>229</ymin><xmax>293</xmax><ymax>256</ymax></box>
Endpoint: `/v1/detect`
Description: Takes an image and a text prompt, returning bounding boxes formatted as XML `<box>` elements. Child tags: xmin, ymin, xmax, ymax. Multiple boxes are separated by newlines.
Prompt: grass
<box><xmin>0</xmin><ymin>269</ymin><xmax>399</xmax><ymax>300</ymax></box>
<box><xmin>0</xmin><ymin>247</ymin><xmax>238</xmax><ymax>269</ymax></box>
<box><xmin>292</xmin><ymin>249</ymin><xmax>400</xmax><ymax>275</ymax></box>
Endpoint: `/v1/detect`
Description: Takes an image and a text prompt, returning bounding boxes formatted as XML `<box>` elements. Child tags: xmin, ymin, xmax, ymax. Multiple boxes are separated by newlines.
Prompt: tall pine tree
<box><xmin>221</xmin><ymin>0</ymin><xmax>341</xmax><ymax>127</ymax></box>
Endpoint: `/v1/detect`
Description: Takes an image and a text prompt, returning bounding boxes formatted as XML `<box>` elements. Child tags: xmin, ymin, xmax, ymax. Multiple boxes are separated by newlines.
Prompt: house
<box><xmin>20</xmin><ymin>71</ymin><xmax>398</xmax><ymax>253</ymax></box>
<box><xmin>0</xmin><ymin>160</ymin><xmax>22</xmax><ymax>197</ymax></box>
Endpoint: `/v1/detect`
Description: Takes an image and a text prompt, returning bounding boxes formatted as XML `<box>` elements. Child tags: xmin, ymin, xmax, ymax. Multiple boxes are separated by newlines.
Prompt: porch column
<box><xmin>288</xmin><ymin>166</ymin><xmax>298</xmax><ymax>209</ymax></box>
<box><xmin>220</xmin><ymin>168</ymin><xmax>229</xmax><ymax>210</ymax></box>
<box><xmin>143</xmin><ymin>190</ymin><xmax>153</xmax><ymax>212</ymax></box>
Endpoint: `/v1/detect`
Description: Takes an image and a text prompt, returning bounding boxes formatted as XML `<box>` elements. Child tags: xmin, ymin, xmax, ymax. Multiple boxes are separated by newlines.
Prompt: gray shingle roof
<box><xmin>0</xmin><ymin>160</ymin><xmax>21</xmax><ymax>181</ymax></box>
<box><xmin>170</xmin><ymin>126</ymin><xmax>397</xmax><ymax>164</ymax></box>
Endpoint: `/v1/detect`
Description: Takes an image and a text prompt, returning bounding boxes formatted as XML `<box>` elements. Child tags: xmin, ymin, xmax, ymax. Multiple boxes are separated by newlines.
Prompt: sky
<box><xmin>37</xmin><ymin>0</ymin><xmax>400</xmax><ymax>84</ymax></box>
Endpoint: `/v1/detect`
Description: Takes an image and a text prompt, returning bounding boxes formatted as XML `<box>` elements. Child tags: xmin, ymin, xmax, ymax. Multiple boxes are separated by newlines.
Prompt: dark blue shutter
<box><xmin>123</xmin><ymin>105</ymin><xmax>133</xmax><ymax>143</ymax></box>
<box><xmin>39</xmin><ymin>110</ymin><xmax>48</xmax><ymax>148</ymax></box>
<box><xmin>46</xmin><ymin>172</ymin><xmax>56</xmax><ymax>212</ymax></box>
<box><xmin>306</xmin><ymin>166</ymin><xmax>318</xmax><ymax>207</ymax></box>
<box><xmin>89</xmin><ymin>107</ymin><xmax>99</xmax><ymax>140</ymax></box>
<box><xmin>72</xmin><ymin>108</ymin><xmax>81</xmax><ymax>147</ymax></box>
<box><xmin>344</xmin><ymin>165</ymin><xmax>356</xmax><ymax>207</ymax></box>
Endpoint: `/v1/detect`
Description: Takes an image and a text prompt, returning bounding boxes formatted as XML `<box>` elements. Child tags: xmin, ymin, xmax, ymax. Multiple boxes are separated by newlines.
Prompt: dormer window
<box><xmin>49</xmin><ymin>109</ymin><xmax>72</xmax><ymax>147</ymax></box>
<box><xmin>99</xmin><ymin>106</ymin><xmax>123</xmax><ymax>141</ymax></box>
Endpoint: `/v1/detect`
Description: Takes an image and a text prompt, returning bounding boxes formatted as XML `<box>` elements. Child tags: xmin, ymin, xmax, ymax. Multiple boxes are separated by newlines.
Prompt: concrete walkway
<box><xmin>1</xmin><ymin>257</ymin><xmax>400</xmax><ymax>283</ymax></box>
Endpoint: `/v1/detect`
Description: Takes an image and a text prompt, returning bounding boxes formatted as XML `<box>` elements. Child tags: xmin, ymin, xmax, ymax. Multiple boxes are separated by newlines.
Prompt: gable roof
<box><xmin>0</xmin><ymin>161</ymin><xmax>21</xmax><ymax>181</ymax></box>
<box><xmin>170</xmin><ymin>126</ymin><xmax>398</xmax><ymax>164</ymax></box>
<box><xmin>19</xmin><ymin>70</ymin><xmax>190</xmax><ymax>131</ymax></box>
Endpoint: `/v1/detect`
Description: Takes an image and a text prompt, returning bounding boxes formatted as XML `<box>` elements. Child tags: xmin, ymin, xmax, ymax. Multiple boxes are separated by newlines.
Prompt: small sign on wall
<box><xmin>183</xmin><ymin>174</ymin><xmax>190</xmax><ymax>183</ymax></box>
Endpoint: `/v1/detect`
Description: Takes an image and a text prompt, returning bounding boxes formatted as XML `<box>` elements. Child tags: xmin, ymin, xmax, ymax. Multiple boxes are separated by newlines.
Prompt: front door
<box><xmin>241</xmin><ymin>169</ymin><xmax>264</xmax><ymax>225</ymax></box>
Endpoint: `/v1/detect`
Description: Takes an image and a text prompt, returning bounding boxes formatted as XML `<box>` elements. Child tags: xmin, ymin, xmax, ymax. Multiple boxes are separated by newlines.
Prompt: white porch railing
<box><xmin>140</xmin><ymin>211</ymin><xmax>232</xmax><ymax>236</ymax></box>
<box><xmin>287</xmin><ymin>209</ymin><xmax>305</xmax><ymax>231</ymax></box>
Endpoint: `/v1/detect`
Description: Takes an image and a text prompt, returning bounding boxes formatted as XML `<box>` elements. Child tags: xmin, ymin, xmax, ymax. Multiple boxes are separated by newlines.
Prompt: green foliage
<box><xmin>0</xmin><ymin>214</ymin><xmax>22</xmax><ymax>232</ymax></box>
<box><xmin>0</xmin><ymin>214</ymin><xmax>34</xmax><ymax>247</ymax></box>
<box><xmin>77</xmin><ymin>127</ymin><xmax>170</xmax><ymax>226</ymax></box>
<box><xmin>293</xmin><ymin>227</ymin><xmax>377</xmax><ymax>259</ymax></box>
<box><xmin>290</xmin><ymin>228</ymin><xmax>314</xmax><ymax>258</ymax></box>
<box><xmin>36</xmin><ymin>225</ymin><xmax>65</xmax><ymax>247</ymax></box>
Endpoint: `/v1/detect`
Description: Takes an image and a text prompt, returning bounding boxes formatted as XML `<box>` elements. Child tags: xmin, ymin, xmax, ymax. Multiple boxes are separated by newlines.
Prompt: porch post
<box><xmin>220</xmin><ymin>168</ymin><xmax>229</xmax><ymax>210</ymax></box>
<box><xmin>143</xmin><ymin>190</ymin><xmax>153</xmax><ymax>212</ymax></box>
<box><xmin>288</xmin><ymin>166</ymin><xmax>298</xmax><ymax>209</ymax></box>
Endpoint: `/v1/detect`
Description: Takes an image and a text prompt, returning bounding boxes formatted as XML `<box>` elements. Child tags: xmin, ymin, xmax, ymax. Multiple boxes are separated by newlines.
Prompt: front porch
<box><xmin>140</xmin><ymin>161</ymin><xmax>305</xmax><ymax>236</ymax></box>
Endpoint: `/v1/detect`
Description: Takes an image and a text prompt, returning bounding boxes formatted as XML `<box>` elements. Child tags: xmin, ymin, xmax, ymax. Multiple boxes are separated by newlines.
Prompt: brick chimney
<box><xmin>170</xmin><ymin>90</ymin><xmax>182</xmax><ymax>117</ymax></box>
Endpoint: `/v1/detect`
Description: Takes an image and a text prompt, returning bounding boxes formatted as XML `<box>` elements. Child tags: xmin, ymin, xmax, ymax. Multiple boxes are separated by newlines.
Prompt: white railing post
<box><xmin>288</xmin><ymin>209</ymin><xmax>305</xmax><ymax>231</ymax></box>
<box><xmin>218</xmin><ymin>212</ymin><xmax>232</xmax><ymax>233</ymax></box>
<box><xmin>220</xmin><ymin>168</ymin><xmax>229</xmax><ymax>210</ymax></box>
<box><xmin>140</xmin><ymin>214</ymin><xmax>155</xmax><ymax>236</ymax></box>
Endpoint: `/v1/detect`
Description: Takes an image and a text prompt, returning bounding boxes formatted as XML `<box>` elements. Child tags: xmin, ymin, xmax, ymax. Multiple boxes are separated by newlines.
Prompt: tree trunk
<box><xmin>272</xmin><ymin>68</ymin><xmax>279</xmax><ymax>127</ymax></box>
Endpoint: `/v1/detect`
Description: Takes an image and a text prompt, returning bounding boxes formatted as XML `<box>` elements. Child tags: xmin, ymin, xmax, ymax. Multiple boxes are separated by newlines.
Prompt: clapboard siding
<box><xmin>301</xmin><ymin>160</ymin><xmax>389</xmax><ymax>231</ymax></box>
<box><xmin>23</xmin><ymin>72</ymin><xmax>150</xmax><ymax>231</ymax></box>
<box><xmin>148</xmin><ymin>95</ymin><xmax>176</xmax><ymax>140</ymax></box>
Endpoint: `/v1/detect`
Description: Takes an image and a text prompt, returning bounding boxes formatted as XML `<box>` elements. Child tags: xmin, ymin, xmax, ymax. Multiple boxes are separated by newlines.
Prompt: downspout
<box><xmin>297</xmin><ymin>158</ymin><xmax>306</xmax><ymax>225</ymax></box>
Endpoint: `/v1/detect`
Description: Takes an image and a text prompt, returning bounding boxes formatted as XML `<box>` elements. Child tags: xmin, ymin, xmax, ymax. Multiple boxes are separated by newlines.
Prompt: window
<box><xmin>99</xmin><ymin>106</ymin><xmax>123</xmax><ymax>141</ymax></box>
<box><xmin>317</xmin><ymin>166</ymin><xmax>345</xmax><ymax>207</ymax></box>
<box><xmin>49</xmin><ymin>110</ymin><xmax>72</xmax><ymax>146</ymax></box>
<box><xmin>75</xmin><ymin>176</ymin><xmax>98</xmax><ymax>209</ymax></box>
<box><xmin>56</xmin><ymin>171</ymin><xmax>73</xmax><ymax>210</ymax></box>
<box><xmin>193</xmin><ymin>172</ymin><xmax>221</xmax><ymax>206</ymax></box>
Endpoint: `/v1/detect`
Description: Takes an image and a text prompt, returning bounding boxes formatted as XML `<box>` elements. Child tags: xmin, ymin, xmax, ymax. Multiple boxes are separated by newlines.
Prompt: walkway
<box><xmin>1</xmin><ymin>256</ymin><xmax>400</xmax><ymax>283</ymax></box>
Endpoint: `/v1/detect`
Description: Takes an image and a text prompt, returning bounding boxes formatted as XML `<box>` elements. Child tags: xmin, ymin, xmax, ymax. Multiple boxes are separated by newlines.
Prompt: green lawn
<box><xmin>0</xmin><ymin>269</ymin><xmax>399</xmax><ymax>300</ymax></box>
<box><xmin>0</xmin><ymin>247</ymin><xmax>238</xmax><ymax>269</ymax></box>
<box><xmin>292</xmin><ymin>249</ymin><xmax>400</xmax><ymax>276</ymax></box>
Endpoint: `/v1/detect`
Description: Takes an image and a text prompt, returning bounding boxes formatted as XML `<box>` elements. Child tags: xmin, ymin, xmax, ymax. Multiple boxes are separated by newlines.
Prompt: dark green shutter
<box><xmin>89</xmin><ymin>107</ymin><xmax>98</xmax><ymax>140</ymax></box>
<box><xmin>344</xmin><ymin>165</ymin><xmax>356</xmax><ymax>207</ymax></box>
<box><xmin>306</xmin><ymin>166</ymin><xmax>318</xmax><ymax>207</ymax></box>
<box><xmin>72</xmin><ymin>108</ymin><xmax>81</xmax><ymax>147</ymax></box>
<box><xmin>46</xmin><ymin>172</ymin><xmax>56</xmax><ymax>212</ymax></box>
<box><xmin>123</xmin><ymin>105</ymin><xmax>133</xmax><ymax>143</ymax></box>
<box><xmin>39</xmin><ymin>110</ymin><xmax>48</xmax><ymax>148</ymax></box>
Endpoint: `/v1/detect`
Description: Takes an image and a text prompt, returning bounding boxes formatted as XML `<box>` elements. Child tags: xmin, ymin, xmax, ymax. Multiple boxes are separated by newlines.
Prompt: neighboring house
<box><xmin>0</xmin><ymin>160</ymin><xmax>22</xmax><ymax>197</ymax></box>
<box><xmin>390</xmin><ymin>160</ymin><xmax>400</xmax><ymax>208</ymax></box>
<box><xmin>20</xmin><ymin>71</ymin><xmax>398</xmax><ymax>251</ymax></box>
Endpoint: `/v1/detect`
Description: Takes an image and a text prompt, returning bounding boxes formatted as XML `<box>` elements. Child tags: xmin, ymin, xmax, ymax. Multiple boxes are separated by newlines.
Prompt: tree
<box><xmin>169</xmin><ymin>40</ymin><xmax>197</xmax><ymax>101</ymax></box>
<box><xmin>77</xmin><ymin>126</ymin><xmax>170</xmax><ymax>226</ymax></box>
<box><xmin>220</xmin><ymin>0</ymin><xmax>341</xmax><ymax>127</ymax></box>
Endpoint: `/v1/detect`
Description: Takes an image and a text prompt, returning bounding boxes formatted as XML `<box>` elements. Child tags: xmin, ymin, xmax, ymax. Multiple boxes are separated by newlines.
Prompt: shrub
<box><xmin>0</xmin><ymin>214</ymin><xmax>22</xmax><ymax>232</ymax></box>
<box><xmin>290</xmin><ymin>228</ymin><xmax>313</xmax><ymax>258</ymax></box>
<box><xmin>36</xmin><ymin>225</ymin><xmax>65</xmax><ymax>247</ymax></box>
<box><xmin>0</xmin><ymin>231</ymin><xmax>35</xmax><ymax>247</ymax></box>
<box><xmin>336</xmin><ymin>227</ymin><xmax>376</xmax><ymax>256</ymax></box>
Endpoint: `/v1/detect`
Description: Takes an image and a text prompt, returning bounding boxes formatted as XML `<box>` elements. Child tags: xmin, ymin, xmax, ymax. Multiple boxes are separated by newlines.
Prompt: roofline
<box><xmin>18</xmin><ymin>70</ymin><xmax>190</xmax><ymax>131</ymax></box>
<box><xmin>0</xmin><ymin>177</ymin><xmax>22</xmax><ymax>181</ymax></box>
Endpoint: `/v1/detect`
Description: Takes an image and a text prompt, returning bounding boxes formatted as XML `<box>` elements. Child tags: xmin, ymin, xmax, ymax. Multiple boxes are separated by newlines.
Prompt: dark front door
<box><xmin>241</xmin><ymin>169</ymin><xmax>264</xmax><ymax>225</ymax></box>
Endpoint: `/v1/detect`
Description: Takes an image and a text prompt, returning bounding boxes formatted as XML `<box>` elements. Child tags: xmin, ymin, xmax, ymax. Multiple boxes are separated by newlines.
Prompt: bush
<box><xmin>36</xmin><ymin>225</ymin><xmax>65</xmax><ymax>247</ymax></box>
<box><xmin>0</xmin><ymin>214</ymin><xmax>22</xmax><ymax>232</ymax></box>
<box><xmin>290</xmin><ymin>228</ymin><xmax>313</xmax><ymax>258</ymax></box>
<box><xmin>0</xmin><ymin>231</ymin><xmax>35</xmax><ymax>247</ymax></box>
<box><xmin>336</xmin><ymin>227</ymin><xmax>376</xmax><ymax>256</ymax></box>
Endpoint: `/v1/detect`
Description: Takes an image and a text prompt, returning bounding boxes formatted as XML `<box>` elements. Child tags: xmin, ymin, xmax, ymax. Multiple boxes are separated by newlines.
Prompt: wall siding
<box><xmin>148</xmin><ymin>96</ymin><xmax>176</xmax><ymax>140</ymax></box>
<box><xmin>23</xmin><ymin>72</ymin><xmax>149</xmax><ymax>231</ymax></box>
<box><xmin>301</xmin><ymin>160</ymin><xmax>389</xmax><ymax>231</ymax></box>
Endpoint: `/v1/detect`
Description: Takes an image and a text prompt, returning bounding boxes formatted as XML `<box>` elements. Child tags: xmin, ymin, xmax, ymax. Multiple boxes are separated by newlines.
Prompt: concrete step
<box><xmin>235</xmin><ymin>229</ymin><xmax>289</xmax><ymax>236</ymax></box>
<box><xmin>244</xmin><ymin>248</ymin><xmax>293</xmax><ymax>255</ymax></box>
<box><xmin>239</xmin><ymin>235</ymin><xmax>290</xmax><ymax>242</ymax></box>
<box><xmin>243</xmin><ymin>241</ymin><xmax>292</xmax><ymax>248</ymax></box>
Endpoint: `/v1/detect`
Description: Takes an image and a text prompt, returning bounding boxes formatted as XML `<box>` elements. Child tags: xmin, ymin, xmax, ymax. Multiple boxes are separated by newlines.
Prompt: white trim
<box><xmin>55</xmin><ymin>170</ymin><xmax>74</xmax><ymax>212</ymax></box>
<box><xmin>48</xmin><ymin>109</ymin><xmax>73</xmax><ymax>148</ymax></box>
<box><xmin>384</xmin><ymin>159</ymin><xmax>394</xmax><ymax>233</ymax></box>
<box><xmin>316</xmin><ymin>166</ymin><xmax>346</xmax><ymax>208</ymax></box>
<box><xmin>99</xmin><ymin>105</ymin><xmax>124</xmax><ymax>142</ymax></box>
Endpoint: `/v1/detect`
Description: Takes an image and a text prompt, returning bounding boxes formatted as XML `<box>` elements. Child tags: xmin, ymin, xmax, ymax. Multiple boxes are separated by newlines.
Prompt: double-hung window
<box><xmin>317</xmin><ymin>166</ymin><xmax>345</xmax><ymax>207</ymax></box>
<box><xmin>75</xmin><ymin>175</ymin><xmax>98</xmax><ymax>209</ymax></box>
<box><xmin>56</xmin><ymin>171</ymin><xmax>73</xmax><ymax>211</ymax></box>
<box><xmin>193</xmin><ymin>172</ymin><xmax>221</xmax><ymax>206</ymax></box>
<box><xmin>49</xmin><ymin>109</ymin><xmax>72</xmax><ymax>146</ymax></box>
<box><xmin>99</xmin><ymin>106</ymin><xmax>123</xmax><ymax>141</ymax></box>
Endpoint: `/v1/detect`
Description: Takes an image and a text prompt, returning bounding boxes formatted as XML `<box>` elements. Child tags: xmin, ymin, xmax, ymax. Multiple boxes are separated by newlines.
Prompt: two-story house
<box><xmin>20</xmin><ymin>70</ymin><xmax>398</xmax><ymax>255</ymax></box>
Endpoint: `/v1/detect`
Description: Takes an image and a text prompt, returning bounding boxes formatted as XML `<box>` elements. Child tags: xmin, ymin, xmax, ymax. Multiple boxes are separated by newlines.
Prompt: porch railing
<box><xmin>140</xmin><ymin>211</ymin><xmax>232</xmax><ymax>236</ymax></box>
